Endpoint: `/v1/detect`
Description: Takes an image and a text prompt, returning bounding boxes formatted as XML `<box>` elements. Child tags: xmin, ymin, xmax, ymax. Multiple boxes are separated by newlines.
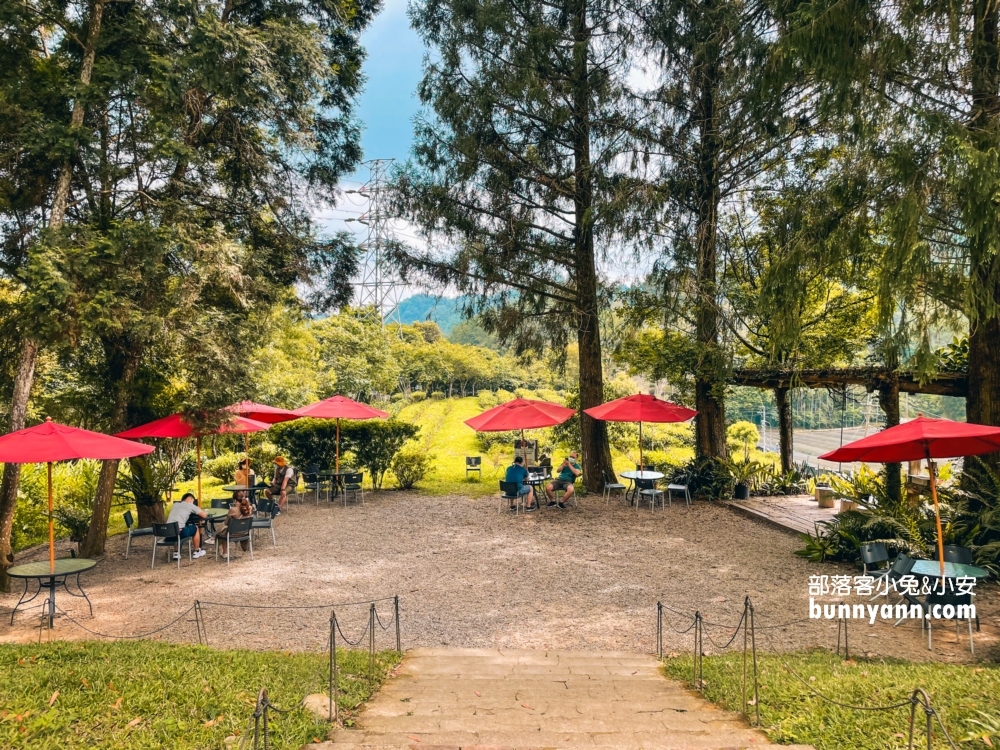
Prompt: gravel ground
<box><xmin>2</xmin><ymin>491</ymin><xmax>995</xmax><ymax>662</ymax></box>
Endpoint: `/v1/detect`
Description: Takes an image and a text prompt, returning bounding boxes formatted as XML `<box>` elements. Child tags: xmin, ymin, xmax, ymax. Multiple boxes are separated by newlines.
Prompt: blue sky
<box><xmin>352</xmin><ymin>0</ymin><xmax>424</xmax><ymax>178</ymax></box>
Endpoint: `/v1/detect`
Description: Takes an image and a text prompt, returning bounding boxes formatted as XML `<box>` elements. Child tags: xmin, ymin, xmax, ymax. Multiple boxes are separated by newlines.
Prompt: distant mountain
<box><xmin>396</xmin><ymin>294</ymin><xmax>466</xmax><ymax>333</ymax></box>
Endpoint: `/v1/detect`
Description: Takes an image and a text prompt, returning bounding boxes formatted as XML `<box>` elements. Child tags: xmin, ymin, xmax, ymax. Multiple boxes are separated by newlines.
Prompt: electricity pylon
<box><xmin>345</xmin><ymin>158</ymin><xmax>404</xmax><ymax>326</ymax></box>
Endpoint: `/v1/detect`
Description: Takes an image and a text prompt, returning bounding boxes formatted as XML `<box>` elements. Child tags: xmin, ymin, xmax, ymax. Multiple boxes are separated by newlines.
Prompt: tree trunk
<box><xmin>0</xmin><ymin>339</ymin><xmax>39</xmax><ymax>592</ymax></box>
<box><xmin>775</xmin><ymin>386</ymin><xmax>793</xmax><ymax>473</ymax></box>
<box><xmin>878</xmin><ymin>379</ymin><xmax>901</xmax><ymax>506</ymax></box>
<box><xmin>692</xmin><ymin>19</ymin><xmax>727</xmax><ymax>460</ymax></box>
<box><xmin>965</xmin><ymin>0</ymin><xmax>1000</xmax><ymax>474</ymax></box>
<box><xmin>79</xmin><ymin>339</ymin><xmax>142</xmax><ymax>558</ymax></box>
<box><xmin>571</xmin><ymin>0</ymin><xmax>613</xmax><ymax>492</ymax></box>
<box><xmin>50</xmin><ymin>0</ymin><xmax>107</xmax><ymax>230</ymax></box>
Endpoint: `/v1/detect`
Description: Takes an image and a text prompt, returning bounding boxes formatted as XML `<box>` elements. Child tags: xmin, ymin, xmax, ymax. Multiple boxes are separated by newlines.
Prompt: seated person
<box><xmin>545</xmin><ymin>451</ymin><xmax>582</xmax><ymax>509</ymax></box>
<box><xmin>166</xmin><ymin>492</ymin><xmax>208</xmax><ymax>559</ymax></box>
<box><xmin>234</xmin><ymin>458</ymin><xmax>256</xmax><ymax>489</ymax></box>
<box><xmin>216</xmin><ymin>496</ymin><xmax>254</xmax><ymax>556</ymax></box>
<box><xmin>233</xmin><ymin>459</ymin><xmax>256</xmax><ymax>504</ymax></box>
<box><xmin>264</xmin><ymin>456</ymin><xmax>295</xmax><ymax>514</ymax></box>
<box><xmin>504</xmin><ymin>455</ymin><xmax>535</xmax><ymax>512</ymax></box>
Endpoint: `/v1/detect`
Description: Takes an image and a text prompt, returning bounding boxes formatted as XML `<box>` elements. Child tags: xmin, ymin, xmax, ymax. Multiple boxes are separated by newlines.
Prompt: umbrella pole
<box><xmin>48</xmin><ymin>462</ymin><xmax>54</xmax><ymax>573</ymax></box>
<box><xmin>245</xmin><ymin>433</ymin><xmax>249</xmax><ymax>483</ymax></box>
<box><xmin>196</xmin><ymin>436</ymin><xmax>202</xmax><ymax>505</ymax></box>
<box><xmin>336</xmin><ymin>418</ymin><xmax>340</xmax><ymax>473</ymax></box>
<box><xmin>927</xmin><ymin>455</ymin><xmax>946</xmax><ymax>580</ymax></box>
<box><xmin>639</xmin><ymin>421</ymin><xmax>643</xmax><ymax>472</ymax></box>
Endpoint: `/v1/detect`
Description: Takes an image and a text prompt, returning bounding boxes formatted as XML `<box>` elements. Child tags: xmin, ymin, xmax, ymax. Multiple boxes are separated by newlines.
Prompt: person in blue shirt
<box><xmin>545</xmin><ymin>451</ymin><xmax>581</xmax><ymax>509</ymax></box>
<box><xmin>504</xmin><ymin>455</ymin><xmax>536</xmax><ymax>512</ymax></box>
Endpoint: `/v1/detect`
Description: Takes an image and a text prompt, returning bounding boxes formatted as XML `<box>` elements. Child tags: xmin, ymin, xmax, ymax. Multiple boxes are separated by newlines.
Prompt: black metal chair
<box><xmin>499</xmin><ymin>480</ymin><xmax>523</xmax><ymax>514</ymax></box>
<box><xmin>602</xmin><ymin>470</ymin><xmax>626</xmax><ymax>505</ymax></box>
<box><xmin>123</xmin><ymin>510</ymin><xmax>154</xmax><ymax>560</ymax></box>
<box><xmin>466</xmin><ymin>456</ymin><xmax>482</xmax><ymax>479</ymax></box>
<box><xmin>151</xmin><ymin>522</ymin><xmax>192</xmax><ymax>570</ymax></box>
<box><xmin>210</xmin><ymin>499</ymin><xmax>230</xmax><ymax>509</ymax></box>
<box><xmin>944</xmin><ymin>545</ymin><xmax>973</xmax><ymax>564</ymax></box>
<box><xmin>860</xmin><ymin>542</ymin><xmax>890</xmax><ymax>578</ymax></box>
<box><xmin>216</xmin><ymin>516</ymin><xmax>254</xmax><ymax>565</ymax></box>
<box><xmin>252</xmin><ymin>499</ymin><xmax>277</xmax><ymax>548</ymax></box>
<box><xmin>342</xmin><ymin>472</ymin><xmax>364</xmax><ymax>506</ymax></box>
<box><xmin>302</xmin><ymin>465</ymin><xmax>323</xmax><ymax>504</ymax></box>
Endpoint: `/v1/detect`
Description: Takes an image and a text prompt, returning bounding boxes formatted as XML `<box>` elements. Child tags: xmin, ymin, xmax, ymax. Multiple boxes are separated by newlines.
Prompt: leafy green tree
<box><xmin>393</xmin><ymin>0</ymin><xmax>648</xmax><ymax>491</ymax></box>
<box><xmin>632</xmin><ymin>0</ymin><xmax>811</xmax><ymax>460</ymax></box>
<box><xmin>775</xmin><ymin>0</ymin><xmax>1000</xmax><ymax>464</ymax></box>
<box><xmin>0</xmin><ymin>0</ymin><xmax>377</xmax><ymax>564</ymax></box>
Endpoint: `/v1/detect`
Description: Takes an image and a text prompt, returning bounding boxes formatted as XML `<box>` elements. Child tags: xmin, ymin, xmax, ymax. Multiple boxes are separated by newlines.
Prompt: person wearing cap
<box><xmin>265</xmin><ymin>456</ymin><xmax>295</xmax><ymax>514</ymax></box>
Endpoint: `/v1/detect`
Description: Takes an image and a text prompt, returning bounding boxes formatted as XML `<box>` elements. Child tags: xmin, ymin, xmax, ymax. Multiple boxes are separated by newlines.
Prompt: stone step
<box><xmin>311</xmin><ymin>648</ymin><xmax>814</xmax><ymax>750</ymax></box>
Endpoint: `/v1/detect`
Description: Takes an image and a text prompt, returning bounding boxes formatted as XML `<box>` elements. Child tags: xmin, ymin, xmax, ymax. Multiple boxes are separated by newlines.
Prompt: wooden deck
<box><xmin>725</xmin><ymin>494</ymin><xmax>838</xmax><ymax>536</ymax></box>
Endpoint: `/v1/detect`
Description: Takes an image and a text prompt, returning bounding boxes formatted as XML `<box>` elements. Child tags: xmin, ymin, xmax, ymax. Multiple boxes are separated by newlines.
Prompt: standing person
<box><xmin>216</xmin><ymin>496</ymin><xmax>254</xmax><ymax>556</ymax></box>
<box><xmin>545</xmin><ymin>451</ymin><xmax>581</xmax><ymax>509</ymax></box>
<box><xmin>165</xmin><ymin>492</ymin><xmax>208</xmax><ymax>559</ymax></box>
<box><xmin>504</xmin><ymin>455</ymin><xmax>536</xmax><ymax>512</ymax></box>
<box><xmin>265</xmin><ymin>456</ymin><xmax>295</xmax><ymax>515</ymax></box>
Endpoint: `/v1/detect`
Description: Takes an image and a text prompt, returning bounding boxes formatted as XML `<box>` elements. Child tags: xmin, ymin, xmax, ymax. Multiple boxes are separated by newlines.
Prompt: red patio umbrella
<box><xmin>0</xmin><ymin>417</ymin><xmax>153</xmax><ymax>571</ymax></box>
<box><xmin>584</xmin><ymin>394</ymin><xmax>697</xmax><ymax>473</ymax></box>
<box><xmin>225</xmin><ymin>401</ymin><xmax>299</xmax><ymax>480</ymax></box>
<box><xmin>117</xmin><ymin>413</ymin><xmax>270</xmax><ymax>504</ymax></box>
<box><xmin>293</xmin><ymin>395</ymin><xmax>390</xmax><ymax>472</ymax></box>
<box><xmin>465</xmin><ymin>398</ymin><xmax>576</xmax><ymax>464</ymax></box>
<box><xmin>820</xmin><ymin>415</ymin><xmax>1000</xmax><ymax>578</ymax></box>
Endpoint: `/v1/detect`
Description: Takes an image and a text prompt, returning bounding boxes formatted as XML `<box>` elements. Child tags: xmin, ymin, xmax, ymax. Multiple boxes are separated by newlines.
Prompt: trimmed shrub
<box><xmin>391</xmin><ymin>445</ymin><xmax>433</xmax><ymax>490</ymax></box>
<box><xmin>496</xmin><ymin>388</ymin><xmax>515</xmax><ymax>403</ymax></box>
<box><xmin>391</xmin><ymin>393</ymin><xmax>406</xmax><ymax>402</ymax></box>
<box><xmin>202</xmin><ymin>452</ymin><xmax>240</xmax><ymax>483</ymax></box>
<box><xmin>477</xmin><ymin>390</ymin><xmax>498</xmax><ymax>410</ymax></box>
<box><xmin>430</xmin><ymin>391</ymin><xmax>446</xmax><ymax>400</ymax></box>
<box><xmin>410</xmin><ymin>391</ymin><xmax>426</xmax><ymax>402</ymax></box>
<box><xmin>476</xmin><ymin>430</ymin><xmax>517</xmax><ymax>451</ymax></box>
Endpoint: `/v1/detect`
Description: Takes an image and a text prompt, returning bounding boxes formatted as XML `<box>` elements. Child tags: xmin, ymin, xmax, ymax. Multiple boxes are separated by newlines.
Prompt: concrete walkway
<box><xmin>316</xmin><ymin>647</ymin><xmax>813</xmax><ymax>749</ymax></box>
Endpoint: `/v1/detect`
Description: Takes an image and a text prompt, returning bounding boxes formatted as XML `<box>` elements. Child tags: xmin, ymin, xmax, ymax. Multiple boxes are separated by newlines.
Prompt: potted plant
<box><xmin>726</xmin><ymin>457</ymin><xmax>763</xmax><ymax>500</ymax></box>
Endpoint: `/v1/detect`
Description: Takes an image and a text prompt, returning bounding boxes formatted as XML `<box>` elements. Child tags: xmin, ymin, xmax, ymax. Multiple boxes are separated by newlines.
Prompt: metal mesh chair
<box><xmin>252</xmin><ymin>499</ymin><xmax>277</xmax><ymax>548</ymax></box>
<box><xmin>210</xmin><ymin>499</ymin><xmax>230</xmax><ymax>509</ymax></box>
<box><xmin>666</xmin><ymin>473</ymin><xmax>692</xmax><ymax>507</ymax></box>
<box><xmin>636</xmin><ymin>478</ymin><xmax>663</xmax><ymax>512</ymax></box>
<box><xmin>151</xmin><ymin>522</ymin><xmax>192</xmax><ymax>569</ymax></box>
<box><xmin>123</xmin><ymin>510</ymin><xmax>154</xmax><ymax>560</ymax></box>
<box><xmin>602</xmin><ymin>470</ymin><xmax>626</xmax><ymax>505</ymax></box>
<box><xmin>341</xmin><ymin>472</ymin><xmax>364</xmax><ymax>506</ymax></box>
<box><xmin>466</xmin><ymin>456</ymin><xmax>482</xmax><ymax>479</ymax></box>
<box><xmin>499</xmin><ymin>480</ymin><xmax>523</xmax><ymax>514</ymax></box>
<box><xmin>216</xmin><ymin>516</ymin><xmax>254</xmax><ymax>565</ymax></box>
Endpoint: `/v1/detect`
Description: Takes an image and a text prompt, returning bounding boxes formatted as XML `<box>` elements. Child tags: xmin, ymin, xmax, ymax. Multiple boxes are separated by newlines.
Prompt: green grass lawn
<box><xmin>663</xmin><ymin>649</ymin><xmax>1000</xmax><ymax>749</ymax></box>
<box><xmin>0</xmin><ymin>641</ymin><xmax>400</xmax><ymax>749</ymax></box>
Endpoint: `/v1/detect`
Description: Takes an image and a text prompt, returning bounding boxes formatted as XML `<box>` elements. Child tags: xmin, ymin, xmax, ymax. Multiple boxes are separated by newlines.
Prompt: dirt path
<box><xmin>1</xmin><ymin>492</ymin><xmax>994</xmax><ymax>661</ymax></box>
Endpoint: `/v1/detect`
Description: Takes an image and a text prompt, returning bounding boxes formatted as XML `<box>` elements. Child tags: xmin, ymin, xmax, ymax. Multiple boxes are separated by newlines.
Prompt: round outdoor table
<box><xmin>222</xmin><ymin>484</ymin><xmax>263</xmax><ymax>501</ymax></box>
<box><xmin>909</xmin><ymin>560</ymin><xmax>990</xmax><ymax>579</ymax></box>
<box><xmin>201</xmin><ymin>506</ymin><xmax>230</xmax><ymax>536</ymax></box>
<box><xmin>8</xmin><ymin>558</ymin><xmax>97</xmax><ymax>628</ymax></box>
<box><xmin>526</xmin><ymin>474</ymin><xmax>546</xmax><ymax>506</ymax></box>
<box><xmin>619</xmin><ymin>470</ymin><xmax>664</xmax><ymax>505</ymax></box>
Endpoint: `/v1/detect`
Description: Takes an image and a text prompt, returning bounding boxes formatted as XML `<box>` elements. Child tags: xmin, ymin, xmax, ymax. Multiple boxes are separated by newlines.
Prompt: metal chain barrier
<box><xmin>242</xmin><ymin>688</ymin><xmax>300</xmax><ymax>750</ymax></box>
<box><xmin>655</xmin><ymin>596</ymin><xmax>959</xmax><ymax>748</ymax></box>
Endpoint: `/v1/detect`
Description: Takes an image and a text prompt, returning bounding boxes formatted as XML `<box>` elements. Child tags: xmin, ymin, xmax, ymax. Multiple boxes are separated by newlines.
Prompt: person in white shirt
<box><xmin>166</xmin><ymin>492</ymin><xmax>208</xmax><ymax>559</ymax></box>
<box><xmin>265</xmin><ymin>456</ymin><xmax>295</xmax><ymax>514</ymax></box>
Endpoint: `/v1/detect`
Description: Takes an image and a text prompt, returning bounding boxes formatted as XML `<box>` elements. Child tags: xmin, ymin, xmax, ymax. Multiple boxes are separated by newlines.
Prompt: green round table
<box><xmin>909</xmin><ymin>560</ymin><xmax>990</xmax><ymax>579</ymax></box>
<box><xmin>8</xmin><ymin>558</ymin><xmax>97</xmax><ymax>628</ymax></box>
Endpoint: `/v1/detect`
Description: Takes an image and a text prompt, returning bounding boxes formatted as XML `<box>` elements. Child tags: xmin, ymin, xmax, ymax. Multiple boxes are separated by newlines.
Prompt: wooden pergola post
<box><xmin>775</xmin><ymin>386</ymin><xmax>793</xmax><ymax>473</ymax></box>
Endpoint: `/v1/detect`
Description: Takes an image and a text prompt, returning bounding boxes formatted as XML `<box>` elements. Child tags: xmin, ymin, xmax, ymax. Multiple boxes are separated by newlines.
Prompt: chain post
<box><xmin>328</xmin><ymin>611</ymin><xmax>335</xmax><ymax>723</ymax></box>
<box><xmin>194</xmin><ymin>601</ymin><xmax>204</xmax><ymax>645</ymax></box>
<box><xmin>749</xmin><ymin>599</ymin><xmax>760</xmax><ymax>727</ymax></box>
<box><xmin>369</xmin><ymin>602</ymin><xmax>376</xmax><ymax>682</ymax></box>
<box><xmin>395</xmin><ymin>595</ymin><xmax>401</xmax><ymax>653</ymax></box>
<box><xmin>657</xmin><ymin>602</ymin><xmax>663</xmax><ymax>659</ymax></box>
<box><xmin>742</xmin><ymin>597</ymin><xmax>749</xmax><ymax>719</ymax></box>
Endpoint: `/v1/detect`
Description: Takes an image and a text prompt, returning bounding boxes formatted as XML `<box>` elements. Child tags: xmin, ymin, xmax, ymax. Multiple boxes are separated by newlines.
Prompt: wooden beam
<box><xmin>730</xmin><ymin>368</ymin><xmax>967</xmax><ymax>397</ymax></box>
